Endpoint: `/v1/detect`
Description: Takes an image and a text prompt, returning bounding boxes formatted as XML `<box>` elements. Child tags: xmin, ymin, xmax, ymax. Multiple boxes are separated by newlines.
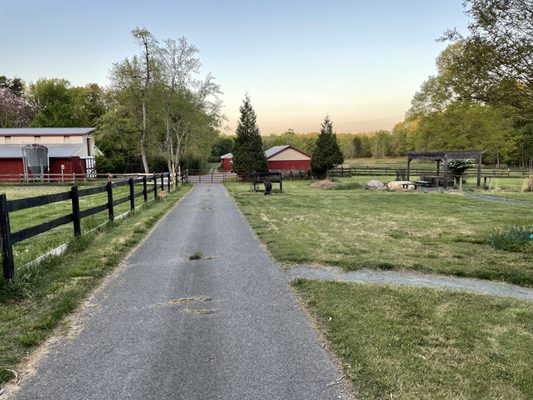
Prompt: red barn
<box><xmin>265</xmin><ymin>145</ymin><xmax>311</xmax><ymax>171</ymax></box>
<box><xmin>0</xmin><ymin>128</ymin><xmax>100</xmax><ymax>180</ymax></box>
<box><xmin>220</xmin><ymin>153</ymin><xmax>233</xmax><ymax>172</ymax></box>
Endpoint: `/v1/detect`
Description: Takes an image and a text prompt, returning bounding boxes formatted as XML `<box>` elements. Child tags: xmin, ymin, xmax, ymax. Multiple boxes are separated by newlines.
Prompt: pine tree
<box><xmin>311</xmin><ymin>116</ymin><xmax>344</xmax><ymax>178</ymax></box>
<box><xmin>233</xmin><ymin>95</ymin><xmax>268</xmax><ymax>175</ymax></box>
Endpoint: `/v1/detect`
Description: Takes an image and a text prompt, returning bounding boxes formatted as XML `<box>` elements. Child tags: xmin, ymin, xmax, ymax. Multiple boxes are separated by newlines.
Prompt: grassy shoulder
<box><xmin>1</xmin><ymin>184</ymin><xmax>148</xmax><ymax>267</ymax></box>
<box><xmin>293</xmin><ymin>279</ymin><xmax>533</xmax><ymax>400</ymax></box>
<box><xmin>226</xmin><ymin>180</ymin><xmax>533</xmax><ymax>286</ymax></box>
<box><xmin>0</xmin><ymin>185</ymin><xmax>190</xmax><ymax>386</ymax></box>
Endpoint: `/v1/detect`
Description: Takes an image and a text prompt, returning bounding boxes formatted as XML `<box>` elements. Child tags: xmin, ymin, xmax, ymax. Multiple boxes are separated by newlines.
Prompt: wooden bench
<box><xmin>414</xmin><ymin>180</ymin><xmax>431</xmax><ymax>189</ymax></box>
<box><xmin>252</xmin><ymin>172</ymin><xmax>283</xmax><ymax>193</ymax></box>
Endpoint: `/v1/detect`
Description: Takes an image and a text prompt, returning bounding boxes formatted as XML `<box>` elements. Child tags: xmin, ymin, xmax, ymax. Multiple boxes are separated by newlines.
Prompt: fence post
<box><xmin>167</xmin><ymin>173</ymin><xmax>171</xmax><ymax>191</ymax></box>
<box><xmin>153</xmin><ymin>175</ymin><xmax>158</xmax><ymax>200</ymax></box>
<box><xmin>106</xmin><ymin>181</ymin><xmax>114</xmax><ymax>222</ymax></box>
<box><xmin>0</xmin><ymin>194</ymin><xmax>14</xmax><ymax>280</ymax></box>
<box><xmin>129</xmin><ymin>178</ymin><xmax>135</xmax><ymax>211</ymax></box>
<box><xmin>143</xmin><ymin>176</ymin><xmax>148</xmax><ymax>202</ymax></box>
<box><xmin>160</xmin><ymin>174</ymin><xmax>164</xmax><ymax>192</ymax></box>
<box><xmin>71</xmin><ymin>186</ymin><xmax>81</xmax><ymax>237</ymax></box>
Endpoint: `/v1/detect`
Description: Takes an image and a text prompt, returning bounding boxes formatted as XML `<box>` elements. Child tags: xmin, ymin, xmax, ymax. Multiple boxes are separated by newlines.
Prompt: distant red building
<box><xmin>265</xmin><ymin>145</ymin><xmax>311</xmax><ymax>171</ymax></box>
<box><xmin>220</xmin><ymin>153</ymin><xmax>233</xmax><ymax>172</ymax></box>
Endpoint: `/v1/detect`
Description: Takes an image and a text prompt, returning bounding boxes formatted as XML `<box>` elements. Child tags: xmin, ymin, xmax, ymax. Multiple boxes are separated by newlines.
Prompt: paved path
<box><xmin>286</xmin><ymin>265</ymin><xmax>533</xmax><ymax>302</ymax></box>
<box><xmin>13</xmin><ymin>185</ymin><xmax>350</xmax><ymax>400</ymax></box>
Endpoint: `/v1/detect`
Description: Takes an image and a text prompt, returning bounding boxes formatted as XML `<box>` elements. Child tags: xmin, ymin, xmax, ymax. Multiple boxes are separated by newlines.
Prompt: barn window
<box><xmin>4</xmin><ymin>136</ymin><xmax>11</xmax><ymax>144</ymax></box>
<box><xmin>64</xmin><ymin>136</ymin><xmax>70</xmax><ymax>143</ymax></box>
<box><xmin>34</xmin><ymin>136</ymin><xmax>41</xmax><ymax>142</ymax></box>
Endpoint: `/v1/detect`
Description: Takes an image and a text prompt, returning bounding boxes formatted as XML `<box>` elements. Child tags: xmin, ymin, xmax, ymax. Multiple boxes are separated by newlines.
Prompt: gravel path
<box><xmin>13</xmin><ymin>185</ymin><xmax>350</xmax><ymax>400</ymax></box>
<box><xmin>462</xmin><ymin>193</ymin><xmax>533</xmax><ymax>205</ymax></box>
<box><xmin>286</xmin><ymin>265</ymin><xmax>533</xmax><ymax>302</ymax></box>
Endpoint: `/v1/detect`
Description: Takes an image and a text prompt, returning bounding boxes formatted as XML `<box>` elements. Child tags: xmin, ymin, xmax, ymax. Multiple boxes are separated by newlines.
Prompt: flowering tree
<box><xmin>0</xmin><ymin>88</ymin><xmax>34</xmax><ymax>128</ymax></box>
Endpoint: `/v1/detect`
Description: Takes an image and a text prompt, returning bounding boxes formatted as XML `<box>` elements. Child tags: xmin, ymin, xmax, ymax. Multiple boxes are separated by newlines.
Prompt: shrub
<box><xmin>522</xmin><ymin>175</ymin><xmax>533</xmax><ymax>192</ymax></box>
<box><xmin>488</xmin><ymin>225</ymin><xmax>531</xmax><ymax>251</ymax></box>
<box><xmin>331</xmin><ymin>182</ymin><xmax>363</xmax><ymax>190</ymax></box>
<box><xmin>448</xmin><ymin>159</ymin><xmax>475</xmax><ymax>176</ymax></box>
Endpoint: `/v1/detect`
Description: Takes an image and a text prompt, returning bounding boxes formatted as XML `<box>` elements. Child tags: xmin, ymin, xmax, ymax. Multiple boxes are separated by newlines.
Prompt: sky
<box><xmin>0</xmin><ymin>0</ymin><xmax>470</xmax><ymax>134</ymax></box>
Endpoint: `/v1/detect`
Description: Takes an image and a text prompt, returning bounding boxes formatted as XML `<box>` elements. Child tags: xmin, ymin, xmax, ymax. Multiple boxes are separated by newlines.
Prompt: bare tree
<box><xmin>132</xmin><ymin>28</ymin><xmax>159</xmax><ymax>174</ymax></box>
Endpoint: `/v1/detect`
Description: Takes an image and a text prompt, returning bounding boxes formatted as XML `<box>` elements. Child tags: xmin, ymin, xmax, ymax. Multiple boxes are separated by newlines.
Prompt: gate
<box><xmin>186</xmin><ymin>169</ymin><xmax>232</xmax><ymax>183</ymax></box>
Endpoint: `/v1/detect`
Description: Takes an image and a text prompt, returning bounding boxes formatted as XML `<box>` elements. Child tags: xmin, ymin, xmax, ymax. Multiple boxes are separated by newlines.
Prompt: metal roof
<box><xmin>0</xmin><ymin>128</ymin><xmax>95</xmax><ymax>136</ymax></box>
<box><xmin>0</xmin><ymin>144</ymin><xmax>85</xmax><ymax>158</ymax></box>
<box><xmin>264</xmin><ymin>145</ymin><xmax>311</xmax><ymax>159</ymax></box>
<box><xmin>264</xmin><ymin>145</ymin><xmax>290</xmax><ymax>159</ymax></box>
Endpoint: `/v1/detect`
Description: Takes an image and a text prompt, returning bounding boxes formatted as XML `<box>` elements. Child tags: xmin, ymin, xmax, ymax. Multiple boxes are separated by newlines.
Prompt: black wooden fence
<box><xmin>0</xmin><ymin>173</ymin><xmax>173</xmax><ymax>280</ymax></box>
<box><xmin>328</xmin><ymin>166</ymin><xmax>528</xmax><ymax>178</ymax></box>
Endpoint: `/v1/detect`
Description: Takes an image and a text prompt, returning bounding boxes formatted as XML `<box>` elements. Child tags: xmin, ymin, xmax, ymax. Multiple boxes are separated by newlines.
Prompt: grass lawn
<box><xmin>1</xmin><ymin>183</ymin><xmax>155</xmax><ymax>267</ymax></box>
<box><xmin>226</xmin><ymin>180</ymin><xmax>533</xmax><ymax>286</ymax></box>
<box><xmin>293</xmin><ymin>279</ymin><xmax>533</xmax><ymax>400</ymax></box>
<box><xmin>0</xmin><ymin>186</ymin><xmax>189</xmax><ymax>386</ymax></box>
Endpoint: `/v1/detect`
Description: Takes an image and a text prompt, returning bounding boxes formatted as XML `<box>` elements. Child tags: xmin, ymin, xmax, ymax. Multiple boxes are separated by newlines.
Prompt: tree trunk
<box><xmin>140</xmin><ymin>102</ymin><xmax>150</xmax><ymax>174</ymax></box>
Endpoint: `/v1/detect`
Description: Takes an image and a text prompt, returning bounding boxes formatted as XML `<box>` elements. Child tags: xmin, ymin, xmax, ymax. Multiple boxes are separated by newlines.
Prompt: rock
<box><xmin>387</xmin><ymin>181</ymin><xmax>415</xmax><ymax>190</ymax></box>
<box><xmin>365</xmin><ymin>180</ymin><xmax>385</xmax><ymax>189</ymax></box>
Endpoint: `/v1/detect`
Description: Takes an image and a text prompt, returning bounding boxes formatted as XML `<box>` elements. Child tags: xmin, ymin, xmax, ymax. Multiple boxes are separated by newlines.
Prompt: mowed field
<box><xmin>227</xmin><ymin>178</ymin><xmax>533</xmax><ymax>399</ymax></box>
<box><xmin>226</xmin><ymin>178</ymin><xmax>533</xmax><ymax>286</ymax></box>
<box><xmin>0</xmin><ymin>183</ymin><xmax>143</xmax><ymax>267</ymax></box>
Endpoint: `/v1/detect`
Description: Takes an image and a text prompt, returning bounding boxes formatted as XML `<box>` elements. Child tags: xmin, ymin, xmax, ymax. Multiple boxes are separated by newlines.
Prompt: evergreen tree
<box><xmin>311</xmin><ymin>116</ymin><xmax>343</xmax><ymax>178</ymax></box>
<box><xmin>233</xmin><ymin>95</ymin><xmax>268</xmax><ymax>175</ymax></box>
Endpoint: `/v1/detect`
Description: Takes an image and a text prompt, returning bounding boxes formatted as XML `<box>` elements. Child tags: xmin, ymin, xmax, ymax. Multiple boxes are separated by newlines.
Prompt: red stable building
<box><xmin>0</xmin><ymin>128</ymin><xmax>101</xmax><ymax>180</ymax></box>
<box><xmin>264</xmin><ymin>145</ymin><xmax>311</xmax><ymax>171</ymax></box>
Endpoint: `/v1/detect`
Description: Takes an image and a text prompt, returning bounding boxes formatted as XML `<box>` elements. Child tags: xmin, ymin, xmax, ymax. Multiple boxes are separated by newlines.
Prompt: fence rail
<box><xmin>1</xmin><ymin>173</ymin><xmax>174</xmax><ymax>280</ymax></box>
<box><xmin>329</xmin><ymin>166</ymin><xmax>531</xmax><ymax>178</ymax></box>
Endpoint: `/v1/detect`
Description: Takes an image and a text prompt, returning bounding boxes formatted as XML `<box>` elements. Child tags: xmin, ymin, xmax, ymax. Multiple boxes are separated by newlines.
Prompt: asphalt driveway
<box><xmin>13</xmin><ymin>184</ymin><xmax>350</xmax><ymax>400</ymax></box>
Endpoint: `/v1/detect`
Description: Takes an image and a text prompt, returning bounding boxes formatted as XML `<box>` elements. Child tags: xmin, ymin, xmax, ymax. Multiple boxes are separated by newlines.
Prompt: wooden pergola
<box><xmin>406</xmin><ymin>150</ymin><xmax>484</xmax><ymax>188</ymax></box>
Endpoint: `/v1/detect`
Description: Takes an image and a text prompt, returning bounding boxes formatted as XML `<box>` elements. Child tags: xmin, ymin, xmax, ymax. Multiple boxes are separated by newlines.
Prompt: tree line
<box><xmin>0</xmin><ymin>28</ymin><xmax>223</xmax><ymax>174</ymax></box>
<box><xmin>214</xmin><ymin>0</ymin><xmax>533</xmax><ymax>169</ymax></box>
<box><xmin>4</xmin><ymin>1</ymin><xmax>532</xmax><ymax>171</ymax></box>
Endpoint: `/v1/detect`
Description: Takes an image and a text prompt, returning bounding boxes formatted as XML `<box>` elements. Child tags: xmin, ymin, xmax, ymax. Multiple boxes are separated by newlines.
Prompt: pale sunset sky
<box><xmin>0</xmin><ymin>0</ymin><xmax>469</xmax><ymax>134</ymax></box>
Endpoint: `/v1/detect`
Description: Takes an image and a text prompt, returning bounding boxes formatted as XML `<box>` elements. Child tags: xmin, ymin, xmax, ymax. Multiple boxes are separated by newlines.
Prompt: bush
<box><xmin>331</xmin><ymin>182</ymin><xmax>363</xmax><ymax>190</ymax></box>
<box><xmin>488</xmin><ymin>225</ymin><xmax>532</xmax><ymax>251</ymax></box>
<box><xmin>522</xmin><ymin>175</ymin><xmax>533</xmax><ymax>192</ymax></box>
<box><xmin>448</xmin><ymin>159</ymin><xmax>475</xmax><ymax>176</ymax></box>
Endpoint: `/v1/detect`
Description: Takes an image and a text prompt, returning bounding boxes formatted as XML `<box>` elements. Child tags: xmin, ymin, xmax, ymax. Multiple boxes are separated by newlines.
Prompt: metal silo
<box><xmin>22</xmin><ymin>144</ymin><xmax>49</xmax><ymax>180</ymax></box>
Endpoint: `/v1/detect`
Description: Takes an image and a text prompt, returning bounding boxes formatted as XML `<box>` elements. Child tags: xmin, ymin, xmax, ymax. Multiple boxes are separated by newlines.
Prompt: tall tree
<box><xmin>311</xmin><ymin>116</ymin><xmax>343</xmax><ymax>178</ymax></box>
<box><xmin>0</xmin><ymin>88</ymin><xmax>34</xmax><ymax>128</ymax></box>
<box><xmin>232</xmin><ymin>95</ymin><xmax>267</xmax><ymax>175</ymax></box>
<box><xmin>132</xmin><ymin>28</ymin><xmax>159</xmax><ymax>173</ymax></box>
<box><xmin>442</xmin><ymin>0</ymin><xmax>533</xmax><ymax>116</ymax></box>
<box><xmin>29</xmin><ymin>78</ymin><xmax>76</xmax><ymax>127</ymax></box>
<box><xmin>0</xmin><ymin>76</ymin><xmax>24</xmax><ymax>97</ymax></box>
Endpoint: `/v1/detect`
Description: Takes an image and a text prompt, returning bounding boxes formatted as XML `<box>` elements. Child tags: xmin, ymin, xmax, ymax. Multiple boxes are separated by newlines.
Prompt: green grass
<box><xmin>0</xmin><ymin>186</ymin><xmax>189</xmax><ymax>385</ymax></box>
<box><xmin>293</xmin><ymin>280</ymin><xmax>533</xmax><ymax>400</ymax></box>
<box><xmin>226</xmin><ymin>180</ymin><xmax>533</xmax><ymax>286</ymax></box>
<box><xmin>0</xmin><ymin>183</ymin><xmax>157</xmax><ymax>267</ymax></box>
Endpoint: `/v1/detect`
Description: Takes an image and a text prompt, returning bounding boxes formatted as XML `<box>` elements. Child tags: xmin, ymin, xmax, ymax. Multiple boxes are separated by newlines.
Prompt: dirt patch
<box><xmin>310</xmin><ymin>179</ymin><xmax>340</xmax><ymax>190</ymax></box>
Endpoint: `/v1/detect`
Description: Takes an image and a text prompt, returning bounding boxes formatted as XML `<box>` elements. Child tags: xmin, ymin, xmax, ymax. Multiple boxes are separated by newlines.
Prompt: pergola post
<box><xmin>477</xmin><ymin>154</ymin><xmax>482</xmax><ymax>187</ymax></box>
<box><xmin>443</xmin><ymin>157</ymin><xmax>449</xmax><ymax>188</ymax></box>
<box><xmin>436</xmin><ymin>160</ymin><xmax>441</xmax><ymax>176</ymax></box>
<box><xmin>407</xmin><ymin>158</ymin><xmax>411</xmax><ymax>181</ymax></box>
